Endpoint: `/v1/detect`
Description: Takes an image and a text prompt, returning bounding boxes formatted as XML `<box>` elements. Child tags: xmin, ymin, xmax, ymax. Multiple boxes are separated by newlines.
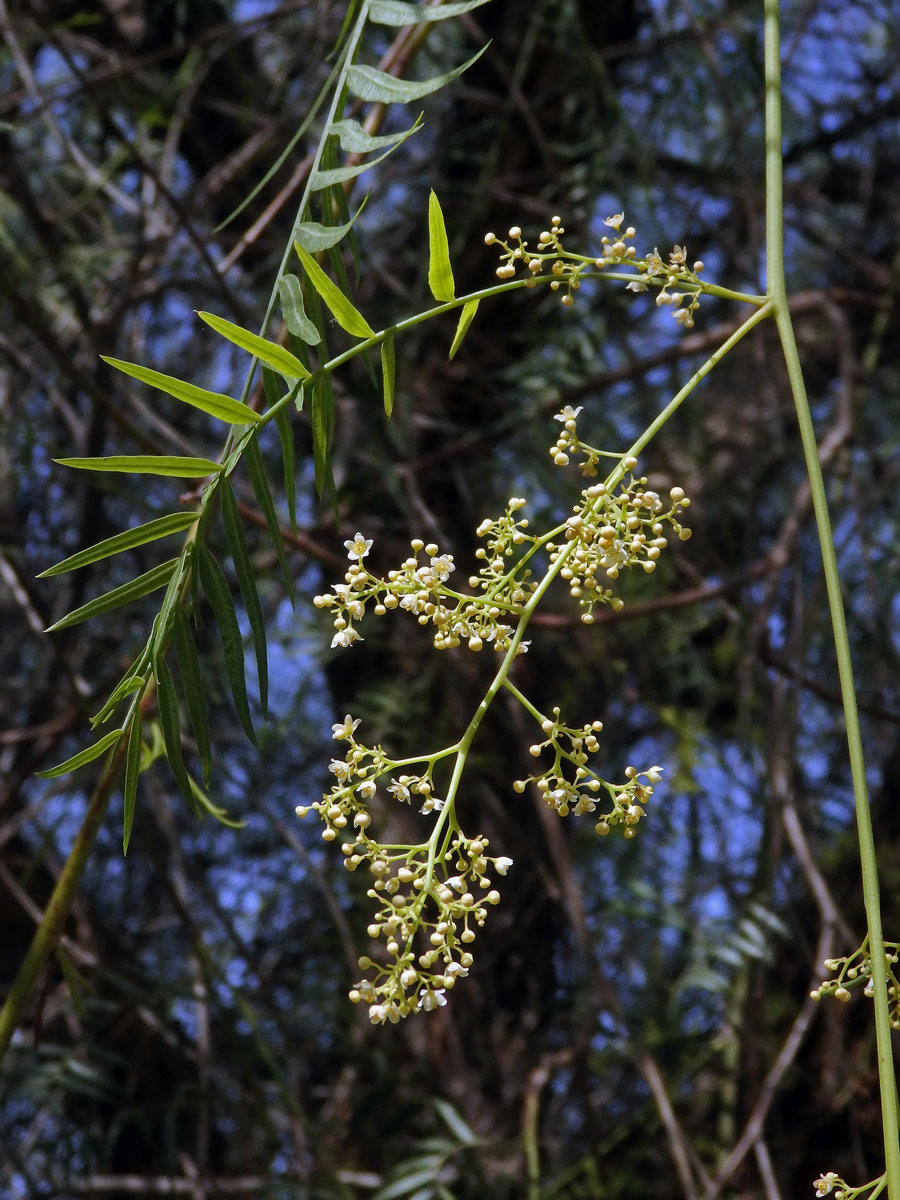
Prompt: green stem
<box><xmin>764</xmin><ymin>0</ymin><xmax>900</xmax><ymax>1191</ymax></box>
<box><xmin>0</xmin><ymin>742</ymin><xmax>123</xmax><ymax>1061</ymax></box>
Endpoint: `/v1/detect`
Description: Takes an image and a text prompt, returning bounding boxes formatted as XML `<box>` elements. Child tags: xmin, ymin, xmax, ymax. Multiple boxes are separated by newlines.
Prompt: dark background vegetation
<box><xmin>1</xmin><ymin>0</ymin><xmax>899</xmax><ymax>1197</ymax></box>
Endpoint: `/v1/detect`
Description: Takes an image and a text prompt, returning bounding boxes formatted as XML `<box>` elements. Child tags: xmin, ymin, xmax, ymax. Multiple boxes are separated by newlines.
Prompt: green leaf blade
<box><xmin>277</xmin><ymin>275</ymin><xmax>321</xmax><ymax>345</ymax></box>
<box><xmin>245</xmin><ymin>435</ymin><xmax>294</xmax><ymax>601</ymax></box>
<box><xmin>196</xmin><ymin>312</ymin><xmax>311</xmax><ymax>381</ymax></box>
<box><xmin>346</xmin><ymin>45</ymin><xmax>488</xmax><ymax>104</ymax></box>
<box><xmin>154</xmin><ymin>650</ymin><xmax>202</xmax><ymax>813</ymax></box>
<box><xmin>427</xmin><ymin>190</ymin><xmax>455</xmax><ymax>302</ymax></box>
<box><xmin>294</xmin><ymin>243</ymin><xmax>376</xmax><ymax>339</ymax></box>
<box><xmin>38</xmin><ymin>512</ymin><xmax>197</xmax><ymax>577</ymax></box>
<box><xmin>449</xmin><ymin>297</ymin><xmax>480</xmax><ymax>359</ymax></box>
<box><xmin>172</xmin><ymin>604</ymin><xmax>212</xmax><ymax>788</ymax></box>
<box><xmin>197</xmin><ymin>543</ymin><xmax>257</xmax><ymax>745</ymax></box>
<box><xmin>101</xmin><ymin>356</ymin><xmax>260</xmax><ymax>424</ymax></box>
<box><xmin>45</xmin><ymin>559</ymin><xmax>178</xmax><ymax>632</ymax></box>
<box><xmin>370</xmin><ymin>0</ymin><xmax>491</xmax><ymax>24</ymax></box>
<box><xmin>221</xmin><ymin>480</ymin><xmax>269</xmax><ymax>720</ymax></box>
<box><xmin>123</xmin><ymin>714</ymin><xmax>142</xmax><ymax>854</ymax></box>
<box><xmin>381</xmin><ymin>335</ymin><xmax>396</xmax><ymax>417</ymax></box>
<box><xmin>37</xmin><ymin>729</ymin><xmax>125</xmax><ymax>778</ymax></box>
<box><xmin>54</xmin><ymin>456</ymin><xmax>223</xmax><ymax>478</ymax></box>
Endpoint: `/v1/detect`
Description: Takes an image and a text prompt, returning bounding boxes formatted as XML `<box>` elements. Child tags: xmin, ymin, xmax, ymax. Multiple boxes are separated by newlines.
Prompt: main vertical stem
<box><xmin>763</xmin><ymin>1</ymin><xmax>900</xmax><ymax>1191</ymax></box>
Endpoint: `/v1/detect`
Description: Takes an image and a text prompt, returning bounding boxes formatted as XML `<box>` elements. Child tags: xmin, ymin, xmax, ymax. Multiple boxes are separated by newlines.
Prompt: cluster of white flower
<box><xmin>511</xmin><ymin>704</ymin><xmax>663</xmax><ymax>838</ymax></box>
<box><xmin>314</xmin><ymin>510</ymin><xmax>539</xmax><ymax>655</ymax></box>
<box><xmin>349</xmin><ymin>832</ymin><xmax>512</xmax><ymax>1024</ymax></box>
<box><xmin>484</xmin><ymin>211</ymin><xmax>706</xmax><ymax>323</ymax></box>
<box><xmin>809</xmin><ymin>943</ymin><xmax>900</xmax><ymax>1029</ymax></box>
<box><xmin>547</xmin><ymin>410</ymin><xmax>692</xmax><ymax>622</ymax></box>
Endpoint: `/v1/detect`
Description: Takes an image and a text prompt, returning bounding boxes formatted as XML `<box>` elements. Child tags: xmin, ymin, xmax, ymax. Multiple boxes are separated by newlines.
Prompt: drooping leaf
<box><xmin>277</xmin><ymin>274</ymin><xmax>321</xmax><ymax>345</ymax></box>
<box><xmin>188</xmin><ymin>776</ymin><xmax>247</xmax><ymax>827</ymax></box>
<box><xmin>122</xmin><ymin>713</ymin><xmax>142</xmax><ymax>854</ymax></box>
<box><xmin>310</xmin><ymin>374</ymin><xmax>335</xmax><ymax>497</ymax></box>
<box><xmin>55</xmin><ymin>456</ymin><xmax>222</xmax><ymax>478</ymax></box>
<box><xmin>45</xmin><ymin>559</ymin><xmax>177</xmax><ymax>633</ymax></box>
<box><xmin>244</xmin><ymin>435</ymin><xmax>294</xmax><ymax>601</ymax></box>
<box><xmin>198</xmin><ymin>543</ymin><xmax>257</xmax><ymax>745</ymax></box>
<box><xmin>292</xmin><ymin>197</ymin><xmax>367</xmax><ymax>252</ymax></box>
<box><xmin>427</xmin><ymin>190</ymin><xmax>455</xmax><ymax>302</ymax></box>
<box><xmin>448</xmin><ymin>297</ymin><xmax>480</xmax><ymax>359</ymax></box>
<box><xmin>310</xmin><ymin>138</ymin><xmax>416</xmax><ymax>190</ymax></box>
<box><xmin>220</xmin><ymin>479</ymin><xmax>268</xmax><ymax>719</ymax></box>
<box><xmin>101</xmin><ymin>356</ymin><xmax>260</xmax><ymax>424</ymax></box>
<box><xmin>91</xmin><ymin>668</ymin><xmax>146</xmax><ymax>727</ymax></box>
<box><xmin>370</xmin><ymin>0</ymin><xmax>491</xmax><ymax>23</ymax></box>
<box><xmin>328</xmin><ymin>115</ymin><xmax>422</xmax><ymax>154</ymax></box>
<box><xmin>171</xmin><ymin>603</ymin><xmax>212</xmax><ymax>787</ymax></box>
<box><xmin>381</xmin><ymin>335</ymin><xmax>396</xmax><ymax>417</ymax></box>
<box><xmin>432</xmin><ymin>1098</ymin><xmax>478</xmax><ymax>1145</ymax></box>
<box><xmin>153</xmin><ymin>650</ymin><xmax>202</xmax><ymax>812</ymax></box>
<box><xmin>37</xmin><ymin>728</ymin><xmax>125</xmax><ymax>778</ymax></box>
<box><xmin>196</xmin><ymin>311</ymin><xmax>310</xmax><ymax>381</ymax></box>
<box><xmin>294</xmin><ymin>242</ymin><xmax>376</xmax><ymax>338</ymax></box>
<box><xmin>38</xmin><ymin>512</ymin><xmax>197</xmax><ymax>577</ymax></box>
<box><xmin>272</xmin><ymin>398</ymin><xmax>298</xmax><ymax>534</ymax></box>
<box><xmin>346</xmin><ymin>45</ymin><xmax>487</xmax><ymax>104</ymax></box>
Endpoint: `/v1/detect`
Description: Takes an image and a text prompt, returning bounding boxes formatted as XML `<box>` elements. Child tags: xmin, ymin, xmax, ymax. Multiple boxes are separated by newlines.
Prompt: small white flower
<box><xmin>645</xmin><ymin>765</ymin><xmax>664</xmax><ymax>783</ymax></box>
<box><xmin>331</xmin><ymin>714</ymin><xmax>360</xmax><ymax>740</ymax></box>
<box><xmin>344</xmin><ymin>532</ymin><xmax>373</xmax><ymax>561</ymax></box>
<box><xmin>357</xmin><ymin>780</ymin><xmax>377</xmax><ymax>801</ymax></box>
<box><xmin>419</xmin><ymin>988</ymin><xmax>447</xmax><ymax>1012</ymax></box>
<box><xmin>429</xmin><ymin>554</ymin><xmax>455</xmax><ymax>582</ymax></box>
<box><xmin>494</xmin><ymin>856</ymin><xmax>514</xmax><ymax>875</ymax></box>
<box><xmin>625</xmin><ymin>279</ymin><xmax>648</xmax><ymax>293</ymax></box>
<box><xmin>553</xmin><ymin>405</ymin><xmax>583</xmax><ymax>423</ymax></box>
<box><xmin>328</xmin><ymin>758</ymin><xmax>353</xmax><ymax>783</ymax></box>
<box><xmin>604</xmin><ymin>212</ymin><xmax>625</xmax><ymax>231</ymax></box>
<box><xmin>388</xmin><ymin>780</ymin><xmax>411</xmax><ymax>804</ymax></box>
<box><xmin>331</xmin><ymin>628</ymin><xmax>363</xmax><ymax>649</ymax></box>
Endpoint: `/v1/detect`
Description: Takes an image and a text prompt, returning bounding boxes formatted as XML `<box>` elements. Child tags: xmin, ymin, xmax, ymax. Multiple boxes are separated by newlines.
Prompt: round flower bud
<box><xmin>484</xmin><ymin>232</ymin><xmax>496</xmax><ymax>244</ymax></box>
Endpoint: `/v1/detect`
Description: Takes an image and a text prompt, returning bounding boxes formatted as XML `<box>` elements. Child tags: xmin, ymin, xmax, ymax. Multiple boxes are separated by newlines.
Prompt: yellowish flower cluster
<box><xmin>810</xmin><ymin>943</ymin><xmax>900</xmax><ymax>1029</ymax></box>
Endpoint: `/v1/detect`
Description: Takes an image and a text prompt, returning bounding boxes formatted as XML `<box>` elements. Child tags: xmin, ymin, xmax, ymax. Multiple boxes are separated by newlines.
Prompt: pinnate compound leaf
<box><xmin>101</xmin><ymin>356</ymin><xmax>259</xmax><ymax>424</ymax></box>
<box><xmin>38</xmin><ymin>512</ymin><xmax>197</xmax><ymax>577</ymax></box>
<box><xmin>220</xmin><ymin>480</ymin><xmax>268</xmax><ymax>719</ymax></box>
<box><xmin>346</xmin><ymin>45</ymin><xmax>487</xmax><ymax>104</ymax></box>
<box><xmin>370</xmin><ymin>0</ymin><xmax>491</xmax><ymax>23</ymax></box>
<box><xmin>45</xmin><ymin>559</ymin><xmax>178</xmax><ymax>632</ymax></box>
<box><xmin>123</xmin><ymin>714</ymin><xmax>142</xmax><ymax>854</ymax></box>
<box><xmin>197</xmin><ymin>543</ymin><xmax>257</xmax><ymax>745</ymax></box>
<box><xmin>448</xmin><ymin>298</ymin><xmax>480</xmax><ymax>359</ymax></box>
<box><xmin>427</xmin><ymin>190</ymin><xmax>455</xmax><ymax>302</ymax></box>
<box><xmin>294</xmin><ymin>243</ymin><xmax>376</xmax><ymax>338</ymax></box>
<box><xmin>244</xmin><ymin>435</ymin><xmax>294</xmax><ymax>600</ymax></box>
<box><xmin>277</xmin><ymin>274</ymin><xmax>321</xmax><ymax>345</ymax></box>
<box><xmin>37</xmin><ymin>728</ymin><xmax>125</xmax><ymax>778</ymax></box>
<box><xmin>55</xmin><ymin>456</ymin><xmax>222</xmax><ymax>478</ymax></box>
<box><xmin>381</xmin><ymin>336</ymin><xmax>396</xmax><ymax>417</ymax></box>
<box><xmin>172</xmin><ymin>604</ymin><xmax>212</xmax><ymax>787</ymax></box>
<box><xmin>196</xmin><ymin>311</ymin><xmax>310</xmax><ymax>381</ymax></box>
<box><xmin>153</xmin><ymin>650</ymin><xmax>202</xmax><ymax>813</ymax></box>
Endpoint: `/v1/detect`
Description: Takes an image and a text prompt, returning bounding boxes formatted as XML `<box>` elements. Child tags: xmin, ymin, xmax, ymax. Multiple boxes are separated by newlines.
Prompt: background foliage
<box><xmin>1</xmin><ymin>0</ymin><xmax>899</xmax><ymax>1197</ymax></box>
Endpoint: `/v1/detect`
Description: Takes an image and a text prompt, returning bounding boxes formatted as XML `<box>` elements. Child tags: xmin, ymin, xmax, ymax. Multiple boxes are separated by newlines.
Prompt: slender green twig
<box><xmin>764</xmin><ymin>0</ymin><xmax>900</xmax><ymax>1192</ymax></box>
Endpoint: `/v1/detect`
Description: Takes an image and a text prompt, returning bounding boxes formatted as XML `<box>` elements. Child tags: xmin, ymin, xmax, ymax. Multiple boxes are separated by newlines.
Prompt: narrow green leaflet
<box><xmin>196</xmin><ymin>311</ymin><xmax>310</xmax><ymax>381</ymax></box>
<box><xmin>55</xmin><ymin>456</ymin><xmax>222</xmax><ymax>478</ymax></box>
<box><xmin>122</xmin><ymin>713</ymin><xmax>142</xmax><ymax>854</ymax></box>
<box><xmin>278</xmin><ymin>275</ymin><xmax>321</xmax><ymax>345</ymax></box>
<box><xmin>153</xmin><ymin>650</ymin><xmax>202</xmax><ymax>813</ymax></box>
<box><xmin>293</xmin><ymin>197</ymin><xmax>367</xmax><ymax>252</ymax></box>
<box><xmin>101</xmin><ymin>356</ymin><xmax>260</xmax><ymax>424</ymax></box>
<box><xmin>370</xmin><ymin>0</ymin><xmax>491</xmax><ymax>24</ymax></box>
<box><xmin>91</xmin><ymin>668</ymin><xmax>146</xmax><ymax>727</ymax></box>
<box><xmin>311</xmin><ymin>138</ymin><xmax>416</xmax><ymax>190</ymax></box>
<box><xmin>381</xmin><ymin>335</ymin><xmax>396</xmax><ymax>417</ymax></box>
<box><xmin>448</xmin><ymin>298</ymin><xmax>480</xmax><ymax>360</ymax></box>
<box><xmin>221</xmin><ymin>479</ymin><xmax>268</xmax><ymax>719</ymax></box>
<box><xmin>346</xmin><ymin>45</ymin><xmax>487</xmax><ymax>104</ymax></box>
<box><xmin>294</xmin><ymin>242</ymin><xmax>376</xmax><ymax>338</ymax></box>
<box><xmin>427</xmin><ymin>190</ymin><xmax>455</xmax><ymax>302</ymax></box>
<box><xmin>38</xmin><ymin>512</ymin><xmax>197</xmax><ymax>578</ymax></box>
<box><xmin>37</xmin><ymin>728</ymin><xmax>125</xmax><ymax>779</ymax></box>
<box><xmin>197</xmin><ymin>543</ymin><xmax>257</xmax><ymax>745</ymax></box>
<box><xmin>245</xmin><ymin>435</ymin><xmax>294</xmax><ymax>600</ymax></box>
<box><xmin>45</xmin><ymin>559</ymin><xmax>177</xmax><ymax>633</ymax></box>
<box><xmin>273</xmin><ymin>403</ymin><xmax>298</xmax><ymax>533</ymax></box>
<box><xmin>310</xmin><ymin>375</ymin><xmax>333</xmax><ymax>497</ymax></box>
<box><xmin>329</xmin><ymin>115</ymin><xmax>421</xmax><ymax>154</ymax></box>
<box><xmin>172</xmin><ymin>603</ymin><xmax>212</xmax><ymax>787</ymax></box>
